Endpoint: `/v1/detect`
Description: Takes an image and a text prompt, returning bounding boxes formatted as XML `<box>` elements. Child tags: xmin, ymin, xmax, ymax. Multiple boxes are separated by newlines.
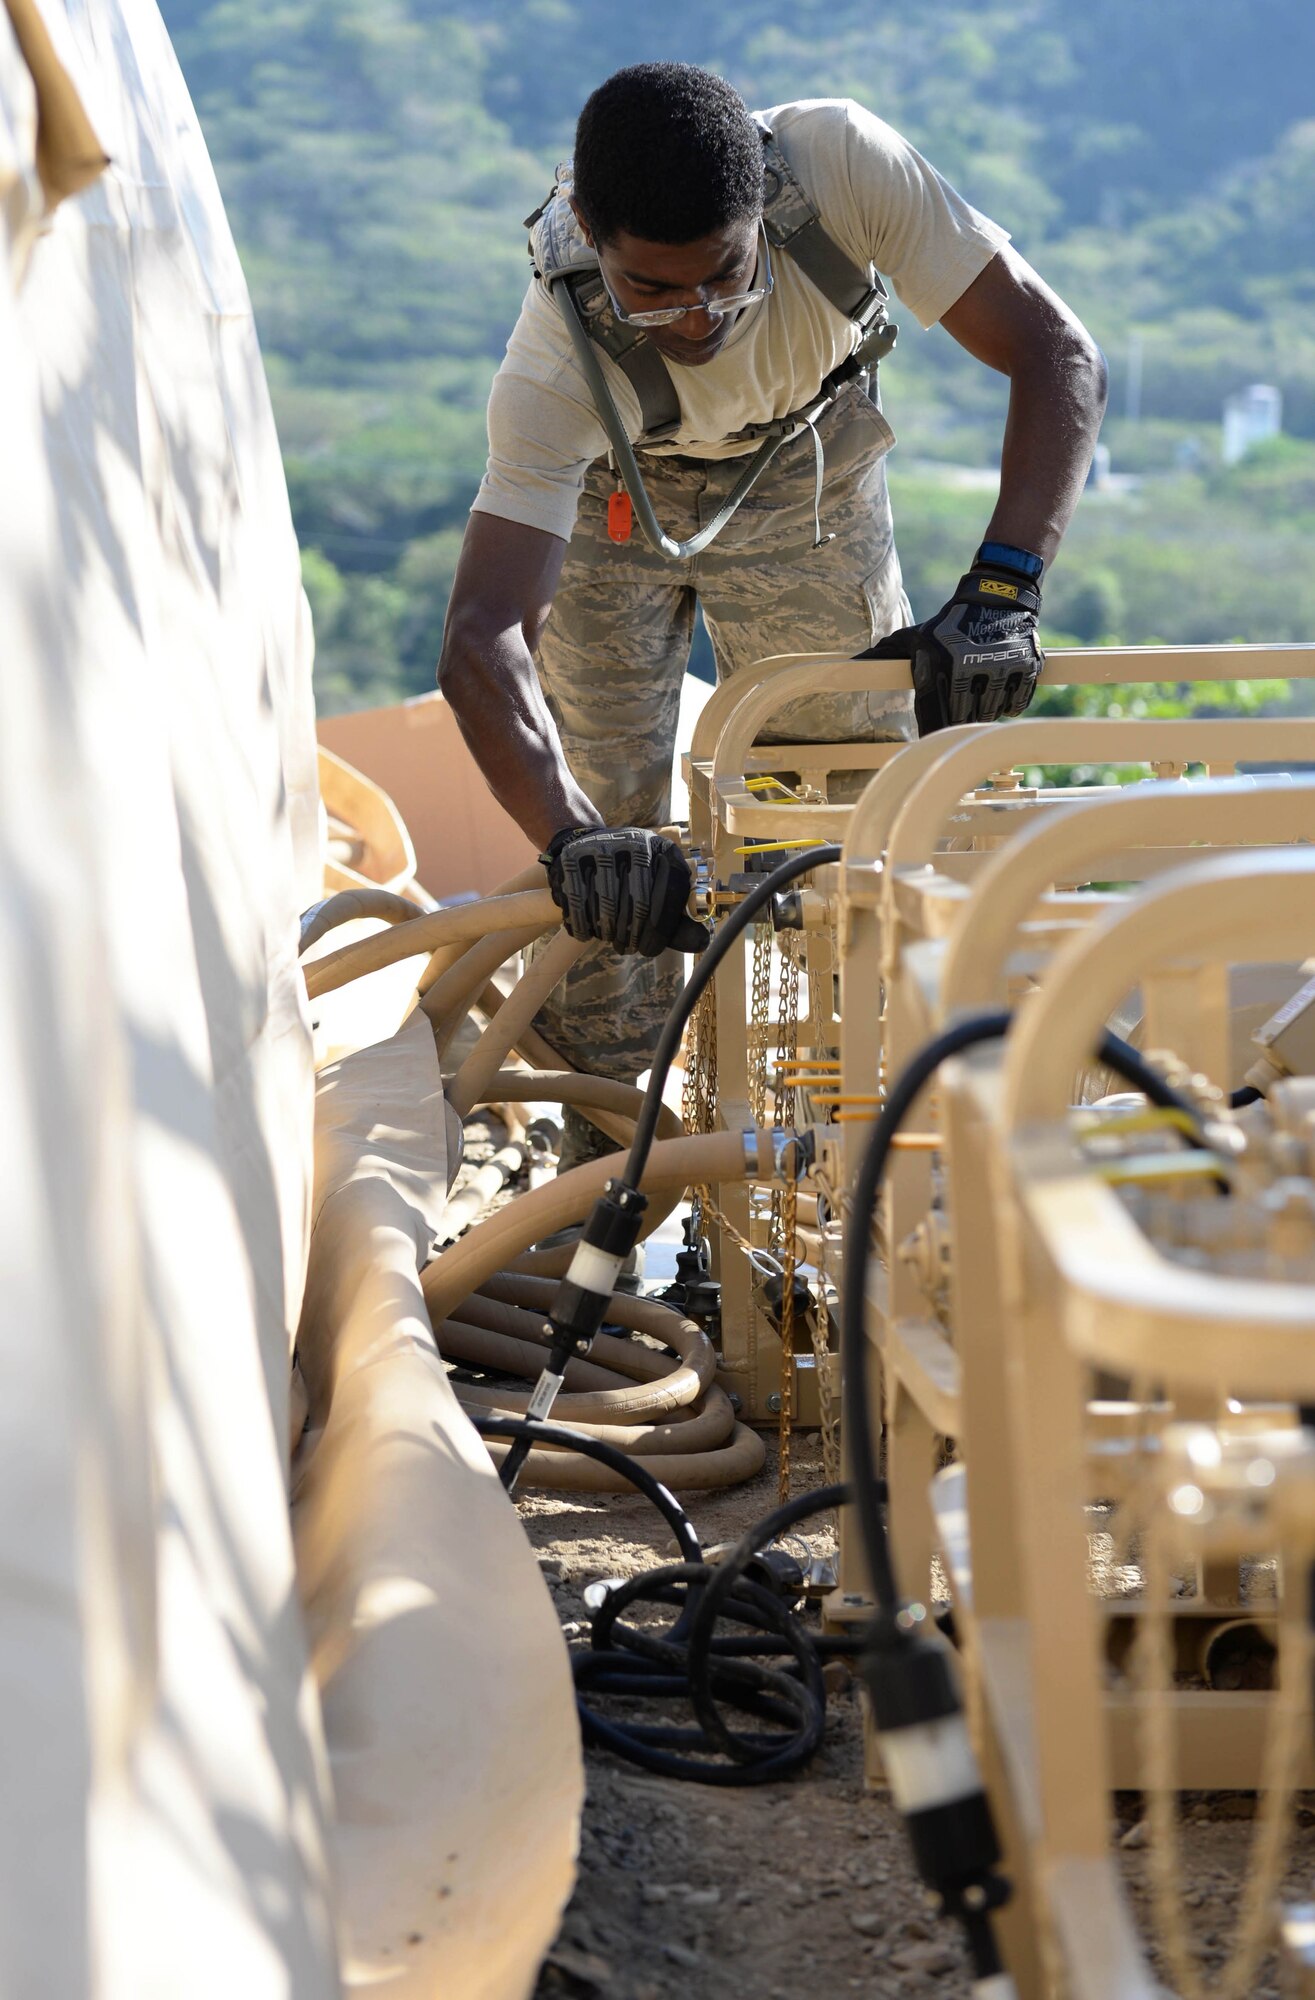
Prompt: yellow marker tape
<box><xmin>827</xmin><ymin>1121</ymin><xmax>938</xmax><ymax>1144</ymax></box>
<box><xmin>1095</xmin><ymin>1154</ymin><xmax>1225</xmax><ymax>1186</ymax></box>
<box><xmin>732</xmin><ymin>838</ymin><xmax>834</xmax><ymax>855</ymax></box>
<box><xmin>807</xmin><ymin>1094</ymin><xmax>885</xmax><ymax>1106</ymax></box>
<box><xmin>744</xmin><ymin>776</ymin><xmax>803</xmax><ymax>800</ymax></box>
<box><xmin>1074</xmin><ymin>1107</ymin><xmax>1202</xmax><ymax>1144</ymax></box>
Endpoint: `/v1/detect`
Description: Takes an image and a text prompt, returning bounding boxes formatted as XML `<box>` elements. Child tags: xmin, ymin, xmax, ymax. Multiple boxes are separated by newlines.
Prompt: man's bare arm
<box><xmin>940</xmin><ymin>246</ymin><xmax>1109</xmax><ymax>567</ymax></box>
<box><xmin>437</xmin><ymin>511</ymin><xmax>601</xmax><ymax>850</ymax></box>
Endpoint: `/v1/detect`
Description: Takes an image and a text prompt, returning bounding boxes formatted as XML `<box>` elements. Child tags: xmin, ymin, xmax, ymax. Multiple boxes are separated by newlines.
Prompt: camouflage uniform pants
<box><xmin>534</xmin><ymin>381</ymin><xmax>913</xmax><ymax>1088</ymax></box>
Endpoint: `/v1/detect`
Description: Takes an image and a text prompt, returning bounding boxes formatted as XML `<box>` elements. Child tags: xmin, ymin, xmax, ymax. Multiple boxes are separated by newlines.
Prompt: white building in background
<box><xmin>1222</xmin><ymin>383</ymin><xmax>1282</xmax><ymax>465</ymax></box>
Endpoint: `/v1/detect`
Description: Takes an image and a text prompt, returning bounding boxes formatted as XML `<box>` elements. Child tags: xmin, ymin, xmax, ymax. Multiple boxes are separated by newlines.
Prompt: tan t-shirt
<box><xmin>473</xmin><ymin>97</ymin><xmax>1010</xmax><ymax>542</ymax></box>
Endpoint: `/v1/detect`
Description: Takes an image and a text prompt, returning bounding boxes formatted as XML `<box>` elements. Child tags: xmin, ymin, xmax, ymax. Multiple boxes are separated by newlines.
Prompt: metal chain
<box><xmin>771</xmin><ymin>934</ymin><xmax>802</xmax><ymax>1502</ymax></box>
<box><xmin>811</xmin><ymin>1211</ymin><xmax>842</xmax><ymax>1485</ymax></box>
<box><xmin>682</xmin><ymin>979</ymin><xmax>717</xmax><ymax>1139</ymax></box>
<box><xmin>748</xmin><ymin>921</ymin><xmax>772</xmax><ymax>1127</ymax></box>
<box><xmin>768</xmin><ymin>935</ymin><xmax>802</xmax><ymax>1251</ymax></box>
<box><xmin>683</xmin><ymin>979</ymin><xmax>724</xmax><ymax>1260</ymax></box>
<box><xmin>778</xmin><ymin>1167</ymin><xmax>797</xmax><ymax>1502</ymax></box>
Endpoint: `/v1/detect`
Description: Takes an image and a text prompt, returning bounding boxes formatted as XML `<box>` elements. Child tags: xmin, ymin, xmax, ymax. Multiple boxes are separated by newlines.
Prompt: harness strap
<box><xmin>561</xmin><ymin>269</ymin><xmax>682</xmax><ymax>442</ymax></box>
<box><xmin>757</xmin><ymin>121</ymin><xmax>888</xmax><ymax>328</ymax></box>
<box><xmin>531</xmin><ymin>122</ymin><xmax>891</xmax><ymax>450</ymax></box>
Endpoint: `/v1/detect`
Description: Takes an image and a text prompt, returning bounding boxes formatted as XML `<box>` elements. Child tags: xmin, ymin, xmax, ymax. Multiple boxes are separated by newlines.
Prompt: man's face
<box><xmin>574</xmin><ymin>208</ymin><xmax>762</xmax><ymax>366</ymax></box>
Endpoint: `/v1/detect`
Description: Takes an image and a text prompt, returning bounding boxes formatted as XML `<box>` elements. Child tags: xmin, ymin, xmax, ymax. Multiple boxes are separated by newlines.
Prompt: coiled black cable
<box><xmin>472</xmin><ymin>1415</ymin><xmax>864</xmax><ymax>1785</ymax></box>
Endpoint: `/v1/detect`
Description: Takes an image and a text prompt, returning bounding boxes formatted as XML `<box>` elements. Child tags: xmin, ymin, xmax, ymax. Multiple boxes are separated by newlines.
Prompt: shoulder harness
<box><xmin>526</xmin><ymin>119</ymin><xmax>895</xmax><ymax>449</ymax></box>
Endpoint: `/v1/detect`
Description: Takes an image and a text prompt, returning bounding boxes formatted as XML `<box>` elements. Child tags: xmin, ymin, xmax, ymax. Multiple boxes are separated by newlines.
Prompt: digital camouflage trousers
<box><xmin>533</xmin><ymin>381</ymin><xmax>915</xmax><ymax>1091</ymax></box>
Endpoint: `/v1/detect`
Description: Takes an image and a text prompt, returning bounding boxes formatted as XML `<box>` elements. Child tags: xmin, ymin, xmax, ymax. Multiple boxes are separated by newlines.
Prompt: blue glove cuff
<box><xmin>973</xmin><ymin>540</ymin><xmax>1044</xmax><ymax>584</ymax></box>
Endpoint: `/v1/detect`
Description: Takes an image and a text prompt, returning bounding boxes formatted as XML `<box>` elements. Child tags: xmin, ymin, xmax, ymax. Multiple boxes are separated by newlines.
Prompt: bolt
<box><xmin>962</xmin><ymin>1883</ymin><xmax>987</xmax><ymax>1911</ymax></box>
<box><xmin>767</xmin><ymin>1393</ymin><xmax>783</xmax><ymax>1414</ymax></box>
<box><xmin>728</xmin><ymin>1391</ymin><xmax>743</xmax><ymax>1412</ymax></box>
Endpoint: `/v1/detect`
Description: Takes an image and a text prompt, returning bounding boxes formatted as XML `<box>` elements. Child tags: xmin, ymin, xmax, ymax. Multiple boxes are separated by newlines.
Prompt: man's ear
<box><xmin>568</xmin><ymin>197</ymin><xmax>595</xmax><ymax>249</ymax></box>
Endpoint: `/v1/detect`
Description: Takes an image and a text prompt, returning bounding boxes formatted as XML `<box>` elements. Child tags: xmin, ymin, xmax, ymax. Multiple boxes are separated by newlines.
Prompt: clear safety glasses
<box><xmin>601</xmin><ymin>221</ymin><xmax>774</xmax><ymax>329</ymax></box>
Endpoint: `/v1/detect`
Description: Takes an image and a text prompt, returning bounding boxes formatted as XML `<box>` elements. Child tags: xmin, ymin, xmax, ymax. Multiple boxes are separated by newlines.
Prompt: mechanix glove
<box><xmin>541</xmin><ymin>825</ymin><xmax>709</xmax><ymax>957</ymax></box>
<box><xmin>861</xmin><ymin>542</ymin><xmax>1045</xmax><ymax>736</ymax></box>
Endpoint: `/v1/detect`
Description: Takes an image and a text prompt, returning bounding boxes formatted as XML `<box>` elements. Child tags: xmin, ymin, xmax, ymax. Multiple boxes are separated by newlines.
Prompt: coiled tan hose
<box><xmin>299</xmin><ymin>872</ymin><xmax>768</xmax><ymax>1492</ymax></box>
<box><xmin>423</xmin><ymin>1133</ymin><xmax>769</xmax><ymax>1490</ymax></box>
<box><xmin>421</xmin><ymin>926</ymin><xmax>544</xmax><ymax>1052</ymax></box>
<box><xmin>423</xmin><ymin>1129</ymin><xmax>754</xmax><ymax>1328</ymax></box>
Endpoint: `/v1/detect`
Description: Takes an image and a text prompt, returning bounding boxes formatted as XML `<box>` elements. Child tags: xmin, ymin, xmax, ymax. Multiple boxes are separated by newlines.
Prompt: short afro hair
<box><xmin>572</xmin><ymin>63</ymin><xmax>763</xmax><ymax>246</ymax></box>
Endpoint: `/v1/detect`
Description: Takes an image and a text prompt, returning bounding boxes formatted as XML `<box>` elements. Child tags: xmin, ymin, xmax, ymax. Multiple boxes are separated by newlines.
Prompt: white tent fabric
<box><xmin>1</xmin><ymin>1</ymin><xmax>584</xmax><ymax>1992</ymax></box>
<box><xmin>0</xmin><ymin>0</ymin><xmax>337</xmax><ymax>1991</ymax></box>
<box><xmin>293</xmin><ymin>1013</ymin><xmax>582</xmax><ymax>1998</ymax></box>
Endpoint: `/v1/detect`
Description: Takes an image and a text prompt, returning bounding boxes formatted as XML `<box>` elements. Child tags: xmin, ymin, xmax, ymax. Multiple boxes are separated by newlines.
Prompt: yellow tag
<box><xmin>979</xmin><ymin>578</ymin><xmax>1019</xmax><ymax>599</ymax></box>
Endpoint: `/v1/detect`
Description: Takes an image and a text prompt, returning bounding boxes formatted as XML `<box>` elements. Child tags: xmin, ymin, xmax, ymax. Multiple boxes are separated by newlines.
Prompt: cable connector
<box><xmin>548</xmin><ymin>1177</ymin><xmax>649</xmax><ymax>1357</ymax></box>
<box><xmin>499</xmin><ymin>1177</ymin><xmax>648</xmax><ymax>1493</ymax></box>
<box><xmin>865</xmin><ymin>1614</ymin><xmax>1011</xmax><ymax>1973</ymax></box>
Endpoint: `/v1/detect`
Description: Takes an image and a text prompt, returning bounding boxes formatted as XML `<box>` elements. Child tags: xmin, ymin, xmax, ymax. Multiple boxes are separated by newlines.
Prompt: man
<box><xmin>438</xmin><ymin>62</ymin><xmax>1106</xmax><ymax>1138</ymax></box>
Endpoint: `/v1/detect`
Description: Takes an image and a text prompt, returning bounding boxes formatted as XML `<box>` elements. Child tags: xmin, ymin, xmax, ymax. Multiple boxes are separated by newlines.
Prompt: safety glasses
<box><xmin>600</xmin><ymin>220</ymin><xmax>773</xmax><ymax>329</ymax></box>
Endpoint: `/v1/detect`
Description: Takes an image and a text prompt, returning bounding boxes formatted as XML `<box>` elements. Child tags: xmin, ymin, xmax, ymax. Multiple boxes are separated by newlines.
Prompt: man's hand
<box><xmin>542</xmin><ymin>826</ymin><xmax>709</xmax><ymax>956</ymax></box>
<box><xmin>863</xmin><ymin>551</ymin><xmax>1044</xmax><ymax>735</ymax></box>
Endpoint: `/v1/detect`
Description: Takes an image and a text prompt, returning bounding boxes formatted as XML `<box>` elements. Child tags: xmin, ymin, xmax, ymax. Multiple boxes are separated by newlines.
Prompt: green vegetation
<box><xmin>164</xmin><ymin>0</ymin><xmax>1315</xmax><ymax>712</ymax></box>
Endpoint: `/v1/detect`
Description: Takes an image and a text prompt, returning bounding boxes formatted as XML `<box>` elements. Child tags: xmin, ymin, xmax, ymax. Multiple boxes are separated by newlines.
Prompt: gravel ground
<box><xmin>519</xmin><ymin>1426</ymin><xmax>1315</xmax><ymax>2000</ymax></box>
<box><xmin>448</xmin><ymin>1116</ymin><xmax>1315</xmax><ymax>1997</ymax></box>
<box><xmin>520</xmin><ymin>1435</ymin><xmax>973</xmax><ymax>2000</ymax></box>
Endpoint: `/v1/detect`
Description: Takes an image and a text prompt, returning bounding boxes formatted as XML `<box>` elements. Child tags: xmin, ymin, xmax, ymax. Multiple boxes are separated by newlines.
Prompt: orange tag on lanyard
<box><xmin>607</xmin><ymin>488</ymin><xmax>633</xmax><ymax>543</ymax></box>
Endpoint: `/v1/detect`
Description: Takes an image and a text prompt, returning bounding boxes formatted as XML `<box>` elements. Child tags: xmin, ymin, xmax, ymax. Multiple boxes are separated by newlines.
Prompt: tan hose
<box><xmin>421</xmin><ymin>927</ymin><xmax>543</xmax><ymax>1051</ymax></box>
<box><xmin>439</xmin><ymin>1320</ymin><xmax>717</xmax><ymax>1432</ymax></box>
<box><xmin>300</xmin><ymin>886</ymin><xmax>423</xmax><ymax>954</ymax></box>
<box><xmin>448</xmin><ymin>930</ymin><xmax>585</xmax><ymax>1119</ymax></box>
<box><xmin>472</xmin><ymin>1068</ymin><xmax>683</xmax><ymax>1155</ymax></box>
<box><xmin>434</xmin><ymin>1143</ymin><xmax>528</xmax><ymax>1247</ymax></box>
<box><xmin>452</xmin><ymin>1383</ymin><xmax>736</xmax><ymax>1456</ymax></box>
<box><xmin>478</xmin><ymin>1271</ymin><xmax>704</xmax><ymax>1353</ymax></box>
<box><xmin>417</xmin><ymin>864</ymin><xmax>547</xmax><ymax>997</ymax></box>
<box><xmin>451</xmin><ymin>1286</ymin><xmax>700</xmax><ymax>1385</ymax></box>
<box><xmin>436</xmin><ymin>1298</ymin><xmax>714</xmax><ymax>1417</ymax></box>
<box><xmin>305</xmin><ymin>887</ymin><xmax>559</xmax><ymax>1001</ymax></box>
<box><xmin>422</xmin><ymin>1128</ymin><xmax>759</xmax><ymax>1330</ymax></box>
<box><xmin>476</xmin><ymin>985</ymin><xmax>578</xmax><ymax>1080</ymax></box>
<box><xmin>438</xmin><ymin>1319</ymin><xmax>625</xmax><ymax>1395</ymax></box>
<box><xmin>478</xmin><ymin>1424</ymin><xmax>766</xmax><ymax>1492</ymax></box>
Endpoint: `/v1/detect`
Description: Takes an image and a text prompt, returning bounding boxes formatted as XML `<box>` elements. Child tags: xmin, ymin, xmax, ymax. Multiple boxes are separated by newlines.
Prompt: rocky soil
<box><xmin>450</xmin><ymin>1115</ymin><xmax>1315</xmax><ymax>1998</ymax></box>
<box><xmin>518</xmin><ymin>1439</ymin><xmax>1315</xmax><ymax>2000</ymax></box>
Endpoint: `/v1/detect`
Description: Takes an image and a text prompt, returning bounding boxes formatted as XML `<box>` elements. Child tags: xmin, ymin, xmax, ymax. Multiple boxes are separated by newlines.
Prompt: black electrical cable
<box><xmin>504</xmin><ymin>843</ymin><xmax>842</xmax><ymax>1495</ymax></box>
<box><xmin>840</xmin><ymin>1008</ymin><xmax>1215</xmax><ymax>1605</ymax></box>
<box><xmin>472</xmin><ymin>1415</ymin><xmax>863</xmax><ymax>1785</ymax></box>
<box><xmin>839</xmin><ymin>1010</ymin><xmax>1217</xmax><ymax>1989</ymax></box>
<box><xmin>1231</xmin><ymin>1084</ymin><xmax>1264</xmax><ymax>1108</ymax></box>
<box><xmin>475</xmin><ymin>1413</ymin><xmax>700</xmax><ymax>1560</ymax></box>
<box><xmin>624</xmin><ymin>843</ymin><xmax>842</xmax><ymax>1188</ymax></box>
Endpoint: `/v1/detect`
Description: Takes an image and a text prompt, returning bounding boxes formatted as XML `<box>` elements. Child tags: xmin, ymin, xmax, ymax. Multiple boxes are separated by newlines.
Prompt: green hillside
<box><xmin>165</xmin><ymin>0</ymin><xmax>1315</xmax><ymax>711</ymax></box>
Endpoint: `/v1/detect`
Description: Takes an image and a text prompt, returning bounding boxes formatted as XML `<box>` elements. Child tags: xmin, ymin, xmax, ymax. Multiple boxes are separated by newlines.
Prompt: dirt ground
<box><xmin>520</xmin><ymin>1435</ymin><xmax>969</xmax><ymax>2000</ymax></box>
<box><xmin>515</xmin><ymin>1432</ymin><xmax>1315</xmax><ymax>2000</ymax></box>
<box><xmin>449</xmin><ymin>1117</ymin><xmax>1315</xmax><ymax>1998</ymax></box>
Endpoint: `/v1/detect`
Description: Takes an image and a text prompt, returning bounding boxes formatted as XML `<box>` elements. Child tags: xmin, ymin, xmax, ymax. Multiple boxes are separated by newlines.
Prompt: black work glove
<box><xmin>862</xmin><ymin>546</ymin><xmax>1044</xmax><ymax>736</ymax></box>
<box><xmin>541</xmin><ymin>825</ymin><xmax>709</xmax><ymax>956</ymax></box>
